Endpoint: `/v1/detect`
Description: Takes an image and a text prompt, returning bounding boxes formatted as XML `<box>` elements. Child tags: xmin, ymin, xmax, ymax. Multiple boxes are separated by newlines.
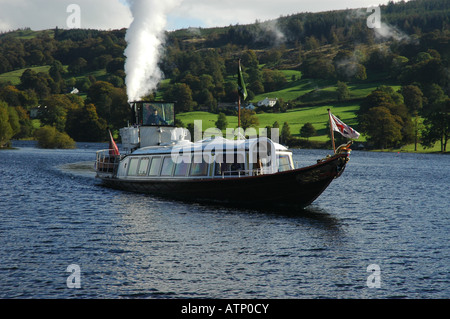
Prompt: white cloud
<box><xmin>0</xmin><ymin>0</ymin><xmax>408</xmax><ymax>32</ymax></box>
<box><xmin>0</xmin><ymin>0</ymin><xmax>132</xmax><ymax>32</ymax></box>
<box><xmin>166</xmin><ymin>0</ymin><xmax>408</xmax><ymax>30</ymax></box>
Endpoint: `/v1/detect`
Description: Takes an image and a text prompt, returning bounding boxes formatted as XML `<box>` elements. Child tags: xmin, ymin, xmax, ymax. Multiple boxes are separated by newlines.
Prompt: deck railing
<box><xmin>95</xmin><ymin>149</ymin><xmax>121</xmax><ymax>174</ymax></box>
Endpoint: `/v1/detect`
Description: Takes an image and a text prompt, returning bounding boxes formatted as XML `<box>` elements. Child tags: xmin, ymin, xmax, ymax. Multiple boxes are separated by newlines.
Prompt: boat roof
<box><xmin>131</xmin><ymin>136</ymin><xmax>289</xmax><ymax>156</ymax></box>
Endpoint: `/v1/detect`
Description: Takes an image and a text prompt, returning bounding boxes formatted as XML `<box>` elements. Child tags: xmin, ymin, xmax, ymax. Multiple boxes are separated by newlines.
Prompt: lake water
<box><xmin>0</xmin><ymin>141</ymin><xmax>448</xmax><ymax>299</ymax></box>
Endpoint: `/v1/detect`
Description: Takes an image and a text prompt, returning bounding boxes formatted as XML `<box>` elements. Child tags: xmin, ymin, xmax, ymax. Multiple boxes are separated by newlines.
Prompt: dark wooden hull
<box><xmin>97</xmin><ymin>153</ymin><xmax>349</xmax><ymax>209</ymax></box>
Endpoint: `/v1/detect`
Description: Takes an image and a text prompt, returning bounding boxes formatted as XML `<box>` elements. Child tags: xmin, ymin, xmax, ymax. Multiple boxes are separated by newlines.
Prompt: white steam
<box><xmin>124</xmin><ymin>0</ymin><xmax>182</xmax><ymax>102</ymax></box>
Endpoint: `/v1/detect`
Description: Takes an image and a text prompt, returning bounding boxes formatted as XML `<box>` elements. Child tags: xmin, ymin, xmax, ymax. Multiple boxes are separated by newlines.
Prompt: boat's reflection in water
<box><xmin>141</xmin><ymin>193</ymin><xmax>344</xmax><ymax>233</ymax></box>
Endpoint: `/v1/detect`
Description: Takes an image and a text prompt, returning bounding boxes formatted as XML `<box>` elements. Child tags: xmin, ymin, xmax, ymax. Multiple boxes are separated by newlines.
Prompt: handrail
<box><xmin>217</xmin><ymin>168</ymin><xmax>265</xmax><ymax>178</ymax></box>
<box><xmin>95</xmin><ymin>149</ymin><xmax>121</xmax><ymax>174</ymax></box>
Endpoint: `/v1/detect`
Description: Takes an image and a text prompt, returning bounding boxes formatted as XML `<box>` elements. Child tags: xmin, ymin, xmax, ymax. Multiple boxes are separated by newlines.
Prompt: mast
<box><xmin>238</xmin><ymin>95</ymin><xmax>241</xmax><ymax>129</ymax></box>
<box><xmin>237</xmin><ymin>58</ymin><xmax>247</xmax><ymax>132</ymax></box>
<box><xmin>238</xmin><ymin>59</ymin><xmax>241</xmax><ymax>129</ymax></box>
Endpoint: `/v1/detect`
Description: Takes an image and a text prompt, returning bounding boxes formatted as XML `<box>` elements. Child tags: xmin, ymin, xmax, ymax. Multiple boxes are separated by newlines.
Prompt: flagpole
<box><xmin>238</xmin><ymin>96</ymin><xmax>241</xmax><ymax>129</ymax></box>
<box><xmin>238</xmin><ymin>59</ymin><xmax>241</xmax><ymax>129</ymax></box>
<box><xmin>328</xmin><ymin>109</ymin><xmax>336</xmax><ymax>153</ymax></box>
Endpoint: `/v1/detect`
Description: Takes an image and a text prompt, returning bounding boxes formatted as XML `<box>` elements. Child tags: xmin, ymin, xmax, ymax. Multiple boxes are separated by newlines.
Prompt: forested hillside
<box><xmin>0</xmin><ymin>0</ymin><xmax>448</xmax><ymax>151</ymax></box>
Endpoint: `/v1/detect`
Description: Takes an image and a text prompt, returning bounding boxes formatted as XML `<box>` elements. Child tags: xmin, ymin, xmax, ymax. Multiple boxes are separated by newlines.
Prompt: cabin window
<box><xmin>161</xmin><ymin>156</ymin><xmax>175</xmax><ymax>176</ymax></box>
<box><xmin>214</xmin><ymin>153</ymin><xmax>245</xmax><ymax>176</ymax></box>
<box><xmin>138</xmin><ymin>158</ymin><xmax>150</xmax><ymax>176</ymax></box>
<box><xmin>174</xmin><ymin>155</ymin><xmax>190</xmax><ymax>176</ymax></box>
<box><xmin>190</xmin><ymin>154</ymin><xmax>209</xmax><ymax>176</ymax></box>
<box><xmin>278</xmin><ymin>155</ymin><xmax>292</xmax><ymax>172</ymax></box>
<box><xmin>149</xmin><ymin>157</ymin><xmax>162</xmax><ymax>176</ymax></box>
<box><xmin>127</xmin><ymin>158</ymin><xmax>139</xmax><ymax>176</ymax></box>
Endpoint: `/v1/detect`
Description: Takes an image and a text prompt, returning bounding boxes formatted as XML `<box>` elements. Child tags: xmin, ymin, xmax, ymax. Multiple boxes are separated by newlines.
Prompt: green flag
<box><xmin>237</xmin><ymin>62</ymin><xmax>247</xmax><ymax>101</ymax></box>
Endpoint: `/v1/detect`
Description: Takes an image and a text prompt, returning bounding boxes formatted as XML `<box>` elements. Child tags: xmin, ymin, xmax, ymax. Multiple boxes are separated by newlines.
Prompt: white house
<box><xmin>257</xmin><ymin>97</ymin><xmax>278</xmax><ymax>107</ymax></box>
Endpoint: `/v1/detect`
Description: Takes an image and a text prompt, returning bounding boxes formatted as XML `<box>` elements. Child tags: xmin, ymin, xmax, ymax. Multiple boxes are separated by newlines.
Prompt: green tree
<box><xmin>301</xmin><ymin>55</ymin><xmax>335</xmax><ymax>80</ymax></box>
<box><xmin>19</xmin><ymin>69</ymin><xmax>52</xmax><ymax>100</ymax></box>
<box><xmin>0</xmin><ymin>102</ymin><xmax>13</xmax><ymax>148</ymax></box>
<box><xmin>359</xmin><ymin>87</ymin><xmax>415</xmax><ymax>148</ymax></box>
<box><xmin>300</xmin><ymin>122</ymin><xmax>316</xmax><ymax>139</ymax></box>
<box><xmin>49</xmin><ymin>60</ymin><xmax>66</xmax><ymax>83</ymax></box>
<box><xmin>39</xmin><ymin>94</ymin><xmax>75</xmax><ymax>132</ymax></box>
<box><xmin>423</xmin><ymin>84</ymin><xmax>445</xmax><ymax>109</ymax></box>
<box><xmin>7</xmin><ymin>106</ymin><xmax>20</xmax><ymax>137</ymax></box>
<box><xmin>421</xmin><ymin>98</ymin><xmax>450</xmax><ymax>152</ymax></box>
<box><xmin>401</xmin><ymin>85</ymin><xmax>424</xmax><ymax>113</ymax></box>
<box><xmin>34</xmin><ymin>125</ymin><xmax>76</xmax><ymax>149</ymax></box>
<box><xmin>336</xmin><ymin>81</ymin><xmax>350</xmax><ymax>102</ymax></box>
<box><xmin>281</xmin><ymin>122</ymin><xmax>291</xmax><ymax>145</ymax></box>
<box><xmin>68</xmin><ymin>57</ymin><xmax>88</xmax><ymax>75</ymax></box>
<box><xmin>66</xmin><ymin>103</ymin><xmax>107</xmax><ymax>142</ymax></box>
<box><xmin>360</xmin><ymin>107</ymin><xmax>403</xmax><ymax>149</ymax></box>
<box><xmin>215</xmin><ymin>112</ymin><xmax>228</xmax><ymax>131</ymax></box>
<box><xmin>240</xmin><ymin>109</ymin><xmax>259</xmax><ymax>130</ymax></box>
<box><xmin>164</xmin><ymin>83</ymin><xmax>195</xmax><ymax>113</ymax></box>
<box><xmin>14</xmin><ymin>106</ymin><xmax>33</xmax><ymax>139</ymax></box>
<box><xmin>87</xmin><ymin>81</ymin><xmax>115</xmax><ymax>123</ymax></box>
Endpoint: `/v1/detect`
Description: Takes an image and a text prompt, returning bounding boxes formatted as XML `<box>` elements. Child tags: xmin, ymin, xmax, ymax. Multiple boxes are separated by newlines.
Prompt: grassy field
<box><xmin>0</xmin><ymin>65</ymin><xmax>51</xmax><ymax>85</ymax></box>
<box><xmin>175</xmin><ymin>69</ymin><xmax>401</xmax><ymax>143</ymax></box>
<box><xmin>382</xmin><ymin>143</ymin><xmax>448</xmax><ymax>153</ymax></box>
<box><xmin>177</xmin><ymin>101</ymin><xmax>363</xmax><ymax>142</ymax></box>
<box><xmin>253</xmin><ymin>76</ymin><xmax>398</xmax><ymax>105</ymax></box>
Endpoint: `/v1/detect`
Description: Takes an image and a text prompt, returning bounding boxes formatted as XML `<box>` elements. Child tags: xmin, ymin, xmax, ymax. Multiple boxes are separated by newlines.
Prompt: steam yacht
<box><xmin>95</xmin><ymin>101</ymin><xmax>352</xmax><ymax>208</ymax></box>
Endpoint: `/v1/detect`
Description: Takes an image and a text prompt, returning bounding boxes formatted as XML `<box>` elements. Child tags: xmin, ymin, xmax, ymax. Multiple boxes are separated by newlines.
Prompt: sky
<box><xmin>0</xmin><ymin>0</ymin><xmax>407</xmax><ymax>32</ymax></box>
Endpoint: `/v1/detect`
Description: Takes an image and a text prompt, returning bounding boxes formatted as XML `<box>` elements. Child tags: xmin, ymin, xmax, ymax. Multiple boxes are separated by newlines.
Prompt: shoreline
<box><xmin>4</xmin><ymin>139</ymin><xmax>448</xmax><ymax>155</ymax></box>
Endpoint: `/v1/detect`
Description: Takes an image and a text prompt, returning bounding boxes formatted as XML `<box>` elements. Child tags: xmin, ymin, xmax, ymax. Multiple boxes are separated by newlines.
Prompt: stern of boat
<box><xmin>95</xmin><ymin>149</ymin><xmax>121</xmax><ymax>179</ymax></box>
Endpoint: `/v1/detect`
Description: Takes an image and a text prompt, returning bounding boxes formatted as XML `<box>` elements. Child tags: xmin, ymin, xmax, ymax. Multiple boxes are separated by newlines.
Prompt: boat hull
<box><xmin>97</xmin><ymin>153</ymin><xmax>349</xmax><ymax>209</ymax></box>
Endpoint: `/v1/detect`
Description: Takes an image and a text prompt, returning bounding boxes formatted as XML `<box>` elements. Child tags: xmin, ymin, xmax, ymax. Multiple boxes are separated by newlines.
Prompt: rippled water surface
<box><xmin>0</xmin><ymin>142</ymin><xmax>449</xmax><ymax>299</ymax></box>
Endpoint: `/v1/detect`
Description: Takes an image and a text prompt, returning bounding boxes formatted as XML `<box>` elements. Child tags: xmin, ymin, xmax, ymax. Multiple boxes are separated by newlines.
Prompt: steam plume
<box><xmin>124</xmin><ymin>0</ymin><xmax>181</xmax><ymax>102</ymax></box>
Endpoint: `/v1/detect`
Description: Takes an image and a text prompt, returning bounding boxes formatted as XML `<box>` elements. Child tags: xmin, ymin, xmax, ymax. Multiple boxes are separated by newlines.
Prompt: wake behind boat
<box><xmin>95</xmin><ymin>101</ymin><xmax>353</xmax><ymax>209</ymax></box>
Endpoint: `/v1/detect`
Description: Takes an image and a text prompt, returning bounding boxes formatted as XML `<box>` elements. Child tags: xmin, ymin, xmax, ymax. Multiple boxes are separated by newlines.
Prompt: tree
<box><xmin>300</xmin><ymin>122</ymin><xmax>316</xmax><ymax>139</ymax></box>
<box><xmin>359</xmin><ymin>87</ymin><xmax>414</xmax><ymax>148</ymax></box>
<box><xmin>301</xmin><ymin>55</ymin><xmax>335</xmax><ymax>80</ymax></box>
<box><xmin>262</xmin><ymin>69</ymin><xmax>287</xmax><ymax>92</ymax></box>
<box><xmin>66</xmin><ymin>103</ymin><xmax>107</xmax><ymax>142</ymax></box>
<box><xmin>7</xmin><ymin>106</ymin><xmax>20</xmax><ymax>138</ymax></box>
<box><xmin>281</xmin><ymin>122</ymin><xmax>292</xmax><ymax>145</ymax></box>
<box><xmin>14</xmin><ymin>106</ymin><xmax>33</xmax><ymax>139</ymax></box>
<box><xmin>19</xmin><ymin>69</ymin><xmax>52</xmax><ymax>100</ymax></box>
<box><xmin>49</xmin><ymin>60</ymin><xmax>66</xmax><ymax>83</ymax></box>
<box><xmin>34</xmin><ymin>125</ymin><xmax>76</xmax><ymax>149</ymax></box>
<box><xmin>215</xmin><ymin>112</ymin><xmax>228</xmax><ymax>131</ymax></box>
<box><xmin>401</xmin><ymin>85</ymin><xmax>424</xmax><ymax>150</ymax></box>
<box><xmin>336</xmin><ymin>81</ymin><xmax>350</xmax><ymax>102</ymax></box>
<box><xmin>401</xmin><ymin>85</ymin><xmax>424</xmax><ymax>113</ymax></box>
<box><xmin>421</xmin><ymin>98</ymin><xmax>450</xmax><ymax>152</ymax></box>
<box><xmin>68</xmin><ymin>57</ymin><xmax>88</xmax><ymax>75</ymax></box>
<box><xmin>87</xmin><ymin>81</ymin><xmax>115</xmax><ymax>122</ymax></box>
<box><xmin>360</xmin><ymin>106</ymin><xmax>403</xmax><ymax>149</ymax></box>
<box><xmin>39</xmin><ymin>94</ymin><xmax>76</xmax><ymax>132</ymax></box>
<box><xmin>0</xmin><ymin>102</ymin><xmax>13</xmax><ymax>148</ymax></box>
<box><xmin>240</xmin><ymin>109</ymin><xmax>259</xmax><ymax>130</ymax></box>
<box><xmin>164</xmin><ymin>83</ymin><xmax>195</xmax><ymax>113</ymax></box>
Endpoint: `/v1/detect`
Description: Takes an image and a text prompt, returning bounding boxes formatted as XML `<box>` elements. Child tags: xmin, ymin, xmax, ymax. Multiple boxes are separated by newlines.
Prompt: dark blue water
<box><xmin>0</xmin><ymin>141</ymin><xmax>449</xmax><ymax>299</ymax></box>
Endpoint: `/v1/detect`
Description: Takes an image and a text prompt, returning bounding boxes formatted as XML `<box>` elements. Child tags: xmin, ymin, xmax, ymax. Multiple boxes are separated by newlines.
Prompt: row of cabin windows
<box><xmin>126</xmin><ymin>153</ymin><xmax>292</xmax><ymax>177</ymax></box>
<box><xmin>127</xmin><ymin>155</ymin><xmax>218</xmax><ymax>178</ymax></box>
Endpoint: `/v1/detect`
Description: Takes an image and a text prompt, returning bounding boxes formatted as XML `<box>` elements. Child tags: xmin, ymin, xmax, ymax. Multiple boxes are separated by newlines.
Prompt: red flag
<box><xmin>108</xmin><ymin>129</ymin><xmax>120</xmax><ymax>156</ymax></box>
